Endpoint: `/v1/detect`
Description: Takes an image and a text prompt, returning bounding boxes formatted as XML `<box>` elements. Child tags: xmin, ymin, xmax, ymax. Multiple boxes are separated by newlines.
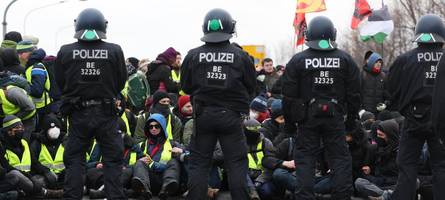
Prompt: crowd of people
<box><xmin>0</xmin><ymin>9</ymin><xmax>442</xmax><ymax>200</ymax></box>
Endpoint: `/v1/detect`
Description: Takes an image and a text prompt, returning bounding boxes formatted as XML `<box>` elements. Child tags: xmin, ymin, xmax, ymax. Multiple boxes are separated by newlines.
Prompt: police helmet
<box><xmin>74</xmin><ymin>8</ymin><xmax>108</xmax><ymax>41</ymax></box>
<box><xmin>201</xmin><ymin>8</ymin><xmax>236</xmax><ymax>43</ymax></box>
<box><xmin>305</xmin><ymin>16</ymin><xmax>337</xmax><ymax>51</ymax></box>
<box><xmin>413</xmin><ymin>14</ymin><xmax>445</xmax><ymax>44</ymax></box>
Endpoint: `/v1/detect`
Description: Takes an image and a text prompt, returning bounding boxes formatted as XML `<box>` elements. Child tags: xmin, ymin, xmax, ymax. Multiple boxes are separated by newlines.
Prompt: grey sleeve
<box><xmin>6</xmin><ymin>87</ymin><xmax>35</xmax><ymax>119</ymax></box>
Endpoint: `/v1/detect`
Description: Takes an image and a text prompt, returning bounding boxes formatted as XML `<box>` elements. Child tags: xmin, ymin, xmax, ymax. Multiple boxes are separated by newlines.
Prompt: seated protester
<box><xmin>249</xmin><ymin>95</ymin><xmax>270</xmax><ymax>123</ymax></box>
<box><xmin>0</xmin><ymin>115</ymin><xmax>62</xmax><ymax>198</ymax></box>
<box><xmin>244</xmin><ymin>119</ymin><xmax>276</xmax><ymax>200</ymax></box>
<box><xmin>173</xmin><ymin>95</ymin><xmax>193</xmax><ymax>126</ymax></box>
<box><xmin>262</xmin><ymin>99</ymin><xmax>286</xmax><ymax>146</ymax></box>
<box><xmin>134</xmin><ymin>91</ymin><xmax>182</xmax><ymax>144</ymax></box>
<box><xmin>359</xmin><ymin>110</ymin><xmax>376</xmax><ymax>133</ymax></box>
<box><xmin>132</xmin><ymin>113</ymin><xmax>187</xmax><ymax>199</ymax></box>
<box><xmin>354</xmin><ymin>119</ymin><xmax>399</xmax><ymax>200</ymax></box>
<box><xmin>346</xmin><ymin>121</ymin><xmax>372</xmax><ymax>182</ymax></box>
<box><xmin>85</xmin><ymin>118</ymin><xmax>143</xmax><ymax>198</ymax></box>
<box><xmin>1</xmin><ymin>48</ymin><xmax>25</xmax><ymax>75</ymax></box>
<box><xmin>30</xmin><ymin>114</ymin><xmax>66</xmax><ymax>190</ymax></box>
<box><xmin>271</xmin><ymin>136</ymin><xmax>297</xmax><ymax>199</ymax></box>
<box><xmin>0</xmin><ymin>85</ymin><xmax>36</xmax><ymax>141</ymax></box>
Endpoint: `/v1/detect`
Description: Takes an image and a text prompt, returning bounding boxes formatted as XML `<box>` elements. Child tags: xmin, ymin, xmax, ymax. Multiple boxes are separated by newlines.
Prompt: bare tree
<box><xmin>339</xmin><ymin>0</ymin><xmax>445</xmax><ymax>68</ymax></box>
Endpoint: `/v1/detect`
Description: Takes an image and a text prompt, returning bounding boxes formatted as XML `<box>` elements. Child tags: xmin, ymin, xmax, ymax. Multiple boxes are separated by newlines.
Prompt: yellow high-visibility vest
<box><xmin>5</xmin><ymin>139</ymin><xmax>31</xmax><ymax>172</ymax></box>
<box><xmin>38</xmin><ymin>144</ymin><xmax>65</xmax><ymax>173</ymax></box>
<box><xmin>247</xmin><ymin>140</ymin><xmax>264</xmax><ymax>170</ymax></box>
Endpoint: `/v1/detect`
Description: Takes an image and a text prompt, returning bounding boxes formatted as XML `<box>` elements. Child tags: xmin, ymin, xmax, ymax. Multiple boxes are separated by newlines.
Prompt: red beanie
<box><xmin>178</xmin><ymin>95</ymin><xmax>191</xmax><ymax>112</ymax></box>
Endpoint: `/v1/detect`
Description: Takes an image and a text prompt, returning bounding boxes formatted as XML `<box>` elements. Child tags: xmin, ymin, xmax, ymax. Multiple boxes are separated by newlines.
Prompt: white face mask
<box><xmin>47</xmin><ymin>127</ymin><xmax>61</xmax><ymax>140</ymax></box>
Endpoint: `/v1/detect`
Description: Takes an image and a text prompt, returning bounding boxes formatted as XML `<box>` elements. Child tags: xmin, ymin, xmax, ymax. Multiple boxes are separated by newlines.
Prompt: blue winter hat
<box><xmin>250</xmin><ymin>95</ymin><xmax>268</xmax><ymax>112</ymax></box>
<box><xmin>366</xmin><ymin>52</ymin><xmax>383</xmax><ymax>69</ymax></box>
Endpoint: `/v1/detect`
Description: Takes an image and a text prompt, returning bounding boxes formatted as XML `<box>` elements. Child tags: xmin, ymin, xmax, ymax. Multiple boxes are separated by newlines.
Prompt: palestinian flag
<box><xmin>296</xmin><ymin>0</ymin><xmax>326</xmax><ymax>13</ymax></box>
<box><xmin>293</xmin><ymin>13</ymin><xmax>307</xmax><ymax>46</ymax></box>
<box><xmin>359</xmin><ymin>5</ymin><xmax>394</xmax><ymax>43</ymax></box>
<box><xmin>351</xmin><ymin>0</ymin><xmax>372</xmax><ymax>29</ymax></box>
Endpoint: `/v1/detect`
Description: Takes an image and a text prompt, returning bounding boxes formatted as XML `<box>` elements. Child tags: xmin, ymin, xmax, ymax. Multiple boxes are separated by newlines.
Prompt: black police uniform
<box><xmin>181</xmin><ymin>8</ymin><xmax>256</xmax><ymax>200</ymax></box>
<box><xmin>389</xmin><ymin>14</ymin><xmax>445</xmax><ymax>200</ymax></box>
<box><xmin>433</xmin><ymin>51</ymin><xmax>445</xmax><ymax>143</ymax></box>
<box><xmin>54</xmin><ymin>8</ymin><xmax>127</xmax><ymax>200</ymax></box>
<box><xmin>282</xmin><ymin>16</ymin><xmax>359</xmax><ymax>200</ymax></box>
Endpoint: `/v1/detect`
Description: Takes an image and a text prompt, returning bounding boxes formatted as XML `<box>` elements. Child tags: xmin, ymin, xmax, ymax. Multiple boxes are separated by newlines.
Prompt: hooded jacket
<box><xmin>245</xmin><ymin>131</ymin><xmax>277</xmax><ymax>184</ymax></box>
<box><xmin>140</xmin><ymin>113</ymin><xmax>184</xmax><ymax>173</ymax></box>
<box><xmin>147</xmin><ymin>59</ymin><xmax>178</xmax><ymax>95</ymax></box>
<box><xmin>261</xmin><ymin>118</ymin><xmax>286</xmax><ymax>146</ymax></box>
<box><xmin>25</xmin><ymin>48</ymin><xmax>48</xmax><ymax>100</ymax></box>
<box><xmin>360</xmin><ymin>65</ymin><xmax>388</xmax><ymax>113</ymax></box>
<box><xmin>366</xmin><ymin>119</ymin><xmax>399</xmax><ymax>187</ymax></box>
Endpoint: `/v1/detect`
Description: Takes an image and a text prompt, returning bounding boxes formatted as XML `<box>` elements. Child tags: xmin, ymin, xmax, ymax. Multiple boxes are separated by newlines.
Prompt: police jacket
<box><xmin>54</xmin><ymin>40</ymin><xmax>127</xmax><ymax>100</ymax></box>
<box><xmin>282</xmin><ymin>48</ymin><xmax>360</xmax><ymax>119</ymax></box>
<box><xmin>181</xmin><ymin>42</ymin><xmax>256</xmax><ymax>114</ymax></box>
<box><xmin>360</xmin><ymin>68</ymin><xmax>388</xmax><ymax>113</ymax></box>
<box><xmin>387</xmin><ymin>44</ymin><xmax>443</xmax><ymax>116</ymax></box>
<box><xmin>432</xmin><ymin>49</ymin><xmax>445</xmax><ymax>136</ymax></box>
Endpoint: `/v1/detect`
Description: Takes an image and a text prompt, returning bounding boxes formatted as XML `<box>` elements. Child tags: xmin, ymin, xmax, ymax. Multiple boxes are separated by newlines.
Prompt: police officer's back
<box><xmin>180</xmin><ymin>8</ymin><xmax>256</xmax><ymax>200</ymax></box>
<box><xmin>282</xmin><ymin>16</ymin><xmax>360</xmax><ymax>200</ymax></box>
<box><xmin>54</xmin><ymin>8</ymin><xmax>127</xmax><ymax>200</ymax></box>
<box><xmin>388</xmin><ymin>14</ymin><xmax>445</xmax><ymax>200</ymax></box>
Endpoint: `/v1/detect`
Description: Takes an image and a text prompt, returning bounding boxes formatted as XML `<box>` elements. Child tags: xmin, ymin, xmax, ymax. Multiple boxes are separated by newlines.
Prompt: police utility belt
<box><xmin>308</xmin><ymin>98</ymin><xmax>339</xmax><ymax>118</ymax></box>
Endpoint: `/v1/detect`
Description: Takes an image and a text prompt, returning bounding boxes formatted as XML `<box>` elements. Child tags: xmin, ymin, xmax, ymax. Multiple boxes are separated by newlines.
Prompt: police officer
<box><xmin>54</xmin><ymin>8</ymin><xmax>127</xmax><ymax>200</ymax></box>
<box><xmin>389</xmin><ymin>14</ymin><xmax>445</xmax><ymax>200</ymax></box>
<box><xmin>180</xmin><ymin>8</ymin><xmax>256</xmax><ymax>200</ymax></box>
<box><xmin>282</xmin><ymin>16</ymin><xmax>360</xmax><ymax>200</ymax></box>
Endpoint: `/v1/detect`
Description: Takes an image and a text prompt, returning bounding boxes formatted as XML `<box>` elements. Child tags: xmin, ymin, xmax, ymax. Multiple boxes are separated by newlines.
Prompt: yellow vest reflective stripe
<box><xmin>171</xmin><ymin>70</ymin><xmax>186</xmax><ymax>96</ymax></box>
<box><xmin>0</xmin><ymin>86</ymin><xmax>36</xmax><ymax>120</ymax></box>
<box><xmin>167</xmin><ymin>115</ymin><xmax>173</xmax><ymax>141</ymax></box>
<box><xmin>38</xmin><ymin>144</ymin><xmax>65</xmax><ymax>173</ymax></box>
<box><xmin>121</xmin><ymin>81</ymin><xmax>129</xmax><ymax>99</ymax></box>
<box><xmin>25</xmin><ymin>65</ymin><xmax>52</xmax><ymax>109</ymax></box>
<box><xmin>129</xmin><ymin>152</ymin><xmax>137</xmax><ymax>166</ymax></box>
<box><xmin>247</xmin><ymin>140</ymin><xmax>264</xmax><ymax>170</ymax></box>
<box><xmin>121</xmin><ymin>112</ymin><xmax>131</xmax><ymax>136</ymax></box>
<box><xmin>171</xmin><ymin>70</ymin><xmax>180</xmax><ymax>83</ymax></box>
<box><xmin>142</xmin><ymin>139</ymin><xmax>172</xmax><ymax>166</ymax></box>
<box><xmin>4</xmin><ymin>139</ymin><xmax>31</xmax><ymax>172</ymax></box>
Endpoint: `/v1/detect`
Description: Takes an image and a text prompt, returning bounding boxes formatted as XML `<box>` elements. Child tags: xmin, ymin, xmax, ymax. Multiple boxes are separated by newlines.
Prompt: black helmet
<box><xmin>74</xmin><ymin>8</ymin><xmax>108</xmax><ymax>41</ymax></box>
<box><xmin>201</xmin><ymin>8</ymin><xmax>236</xmax><ymax>43</ymax></box>
<box><xmin>414</xmin><ymin>14</ymin><xmax>445</xmax><ymax>44</ymax></box>
<box><xmin>305</xmin><ymin>16</ymin><xmax>337</xmax><ymax>51</ymax></box>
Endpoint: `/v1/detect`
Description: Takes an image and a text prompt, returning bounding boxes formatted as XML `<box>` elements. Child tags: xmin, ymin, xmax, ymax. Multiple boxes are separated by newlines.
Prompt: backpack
<box><xmin>128</xmin><ymin>71</ymin><xmax>150</xmax><ymax>111</ymax></box>
<box><xmin>0</xmin><ymin>71</ymin><xmax>30</xmax><ymax>93</ymax></box>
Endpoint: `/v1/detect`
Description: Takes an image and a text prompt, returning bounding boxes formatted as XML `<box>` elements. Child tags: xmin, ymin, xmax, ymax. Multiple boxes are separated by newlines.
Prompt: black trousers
<box><xmin>391</xmin><ymin>121</ymin><xmax>445</xmax><ymax>200</ymax></box>
<box><xmin>186</xmin><ymin>106</ymin><xmax>249</xmax><ymax>200</ymax></box>
<box><xmin>86</xmin><ymin>167</ymin><xmax>133</xmax><ymax>190</ymax></box>
<box><xmin>63</xmin><ymin>106</ymin><xmax>125</xmax><ymax>200</ymax></box>
<box><xmin>294</xmin><ymin>115</ymin><xmax>353</xmax><ymax>200</ymax></box>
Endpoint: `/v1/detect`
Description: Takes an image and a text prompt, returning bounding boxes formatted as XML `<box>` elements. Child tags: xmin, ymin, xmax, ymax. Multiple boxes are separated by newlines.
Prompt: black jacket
<box><xmin>360</xmin><ymin>68</ymin><xmax>388</xmax><ymax>113</ymax></box>
<box><xmin>1</xmin><ymin>48</ymin><xmax>24</xmax><ymax>75</ymax></box>
<box><xmin>432</xmin><ymin>49</ymin><xmax>445</xmax><ymax>139</ymax></box>
<box><xmin>54</xmin><ymin>40</ymin><xmax>127</xmax><ymax>100</ymax></box>
<box><xmin>348</xmin><ymin>123</ymin><xmax>372</xmax><ymax>180</ymax></box>
<box><xmin>261</xmin><ymin>119</ymin><xmax>285</xmax><ymax>146</ymax></box>
<box><xmin>282</xmin><ymin>48</ymin><xmax>361</xmax><ymax>119</ymax></box>
<box><xmin>147</xmin><ymin>61</ymin><xmax>178</xmax><ymax>94</ymax></box>
<box><xmin>387</xmin><ymin>44</ymin><xmax>442</xmax><ymax>122</ymax></box>
<box><xmin>366</xmin><ymin>119</ymin><xmax>399</xmax><ymax>187</ymax></box>
<box><xmin>181</xmin><ymin>42</ymin><xmax>256</xmax><ymax>114</ymax></box>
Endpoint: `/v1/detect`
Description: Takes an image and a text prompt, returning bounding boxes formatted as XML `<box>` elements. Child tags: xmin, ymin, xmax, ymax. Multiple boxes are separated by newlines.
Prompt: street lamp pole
<box><xmin>23</xmin><ymin>0</ymin><xmax>67</xmax><ymax>35</ymax></box>
<box><xmin>2</xmin><ymin>0</ymin><xmax>19</xmax><ymax>38</ymax></box>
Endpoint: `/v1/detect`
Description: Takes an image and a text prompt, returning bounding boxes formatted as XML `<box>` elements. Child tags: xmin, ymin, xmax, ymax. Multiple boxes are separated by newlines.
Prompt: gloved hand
<box><xmin>44</xmin><ymin>171</ymin><xmax>58</xmax><ymax>185</ymax></box>
<box><xmin>376</xmin><ymin>103</ymin><xmax>387</xmax><ymax>112</ymax></box>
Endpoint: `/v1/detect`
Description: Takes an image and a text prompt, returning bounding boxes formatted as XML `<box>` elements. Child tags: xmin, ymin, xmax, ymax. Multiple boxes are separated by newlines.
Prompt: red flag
<box><xmin>296</xmin><ymin>0</ymin><xmax>327</xmax><ymax>13</ymax></box>
<box><xmin>293</xmin><ymin>13</ymin><xmax>307</xmax><ymax>46</ymax></box>
<box><xmin>351</xmin><ymin>0</ymin><xmax>372</xmax><ymax>29</ymax></box>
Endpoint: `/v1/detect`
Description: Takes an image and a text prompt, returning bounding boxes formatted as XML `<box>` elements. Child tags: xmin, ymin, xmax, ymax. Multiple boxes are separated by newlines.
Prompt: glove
<box><xmin>145</xmin><ymin>155</ymin><xmax>154</xmax><ymax>166</ymax></box>
<box><xmin>44</xmin><ymin>171</ymin><xmax>58</xmax><ymax>185</ymax></box>
<box><xmin>376</xmin><ymin>103</ymin><xmax>387</xmax><ymax>112</ymax></box>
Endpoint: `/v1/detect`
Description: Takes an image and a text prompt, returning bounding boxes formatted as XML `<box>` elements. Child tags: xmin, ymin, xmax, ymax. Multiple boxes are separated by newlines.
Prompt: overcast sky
<box><xmin>0</xmin><ymin>0</ymin><xmax>385</xmax><ymax>64</ymax></box>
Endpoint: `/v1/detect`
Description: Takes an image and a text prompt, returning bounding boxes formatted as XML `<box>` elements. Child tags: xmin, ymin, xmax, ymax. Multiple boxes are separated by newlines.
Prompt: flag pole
<box><xmin>381</xmin><ymin>0</ymin><xmax>385</xmax><ymax>61</ymax></box>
